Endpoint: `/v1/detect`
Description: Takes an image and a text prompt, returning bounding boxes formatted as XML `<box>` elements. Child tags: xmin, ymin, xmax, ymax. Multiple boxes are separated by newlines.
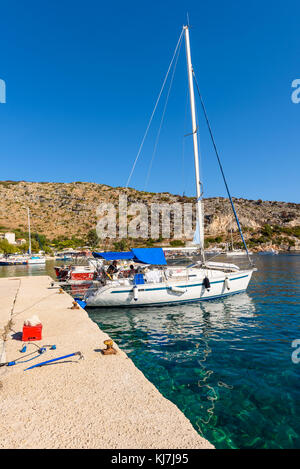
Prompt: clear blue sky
<box><xmin>0</xmin><ymin>0</ymin><xmax>299</xmax><ymax>202</ymax></box>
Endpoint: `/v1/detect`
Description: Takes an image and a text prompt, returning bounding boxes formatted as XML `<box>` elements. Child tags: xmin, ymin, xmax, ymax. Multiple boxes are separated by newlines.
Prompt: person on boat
<box><xmin>107</xmin><ymin>260</ymin><xmax>118</xmax><ymax>275</ymax></box>
<box><xmin>128</xmin><ymin>265</ymin><xmax>136</xmax><ymax>277</ymax></box>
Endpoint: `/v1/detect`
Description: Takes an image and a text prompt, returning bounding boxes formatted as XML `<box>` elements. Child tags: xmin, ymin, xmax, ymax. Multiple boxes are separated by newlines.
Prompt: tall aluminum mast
<box><xmin>27</xmin><ymin>207</ymin><xmax>32</xmax><ymax>255</ymax></box>
<box><xmin>184</xmin><ymin>25</ymin><xmax>205</xmax><ymax>262</ymax></box>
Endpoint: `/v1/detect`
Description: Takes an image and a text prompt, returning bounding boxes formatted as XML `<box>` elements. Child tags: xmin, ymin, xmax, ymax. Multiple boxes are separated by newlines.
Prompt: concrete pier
<box><xmin>0</xmin><ymin>275</ymin><xmax>214</xmax><ymax>449</ymax></box>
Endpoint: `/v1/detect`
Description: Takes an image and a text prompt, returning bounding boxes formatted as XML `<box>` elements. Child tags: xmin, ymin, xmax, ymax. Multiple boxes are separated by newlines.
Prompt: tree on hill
<box><xmin>86</xmin><ymin>229</ymin><xmax>99</xmax><ymax>248</ymax></box>
<box><xmin>0</xmin><ymin>239</ymin><xmax>18</xmax><ymax>254</ymax></box>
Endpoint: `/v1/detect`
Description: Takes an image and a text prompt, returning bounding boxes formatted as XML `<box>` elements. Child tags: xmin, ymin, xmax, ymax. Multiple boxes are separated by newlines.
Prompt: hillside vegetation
<box><xmin>0</xmin><ymin>180</ymin><xmax>299</xmax><ymax>253</ymax></box>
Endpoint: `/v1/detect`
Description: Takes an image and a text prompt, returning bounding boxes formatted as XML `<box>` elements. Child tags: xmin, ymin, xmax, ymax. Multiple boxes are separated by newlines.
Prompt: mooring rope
<box><xmin>0</xmin><ymin>278</ymin><xmax>22</xmax><ymax>371</ymax></box>
<box><xmin>12</xmin><ymin>291</ymin><xmax>58</xmax><ymax>318</ymax></box>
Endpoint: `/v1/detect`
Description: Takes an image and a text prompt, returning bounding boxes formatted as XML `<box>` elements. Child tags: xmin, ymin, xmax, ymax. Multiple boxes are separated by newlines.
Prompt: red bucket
<box><xmin>22</xmin><ymin>324</ymin><xmax>42</xmax><ymax>341</ymax></box>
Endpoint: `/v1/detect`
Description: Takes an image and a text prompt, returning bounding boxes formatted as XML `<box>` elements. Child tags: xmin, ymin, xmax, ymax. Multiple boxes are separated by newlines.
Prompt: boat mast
<box><xmin>184</xmin><ymin>25</ymin><xmax>205</xmax><ymax>262</ymax></box>
<box><xmin>27</xmin><ymin>207</ymin><xmax>32</xmax><ymax>255</ymax></box>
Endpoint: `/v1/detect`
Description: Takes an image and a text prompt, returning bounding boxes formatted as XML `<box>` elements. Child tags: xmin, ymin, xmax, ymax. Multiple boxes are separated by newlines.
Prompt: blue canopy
<box><xmin>131</xmin><ymin>248</ymin><xmax>167</xmax><ymax>265</ymax></box>
<box><xmin>92</xmin><ymin>248</ymin><xmax>167</xmax><ymax>265</ymax></box>
<box><xmin>92</xmin><ymin>251</ymin><xmax>133</xmax><ymax>261</ymax></box>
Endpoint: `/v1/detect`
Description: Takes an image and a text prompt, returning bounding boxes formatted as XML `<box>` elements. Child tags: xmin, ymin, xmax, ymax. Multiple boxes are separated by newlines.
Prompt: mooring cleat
<box><xmin>102</xmin><ymin>339</ymin><xmax>117</xmax><ymax>355</ymax></box>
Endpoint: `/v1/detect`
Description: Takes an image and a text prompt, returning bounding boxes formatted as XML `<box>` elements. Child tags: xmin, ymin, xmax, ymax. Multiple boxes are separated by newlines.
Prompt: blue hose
<box><xmin>1</xmin><ymin>345</ymin><xmax>56</xmax><ymax>368</ymax></box>
<box><xmin>24</xmin><ymin>352</ymin><xmax>82</xmax><ymax>371</ymax></box>
<box><xmin>7</xmin><ymin>347</ymin><xmax>47</xmax><ymax>366</ymax></box>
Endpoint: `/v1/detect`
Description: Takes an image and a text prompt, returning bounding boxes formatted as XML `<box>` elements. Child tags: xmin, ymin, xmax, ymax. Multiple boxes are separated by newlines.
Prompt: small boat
<box><xmin>0</xmin><ymin>210</ymin><xmax>46</xmax><ymax>266</ymax></box>
<box><xmin>205</xmin><ymin>247</ymin><xmax>223</xmax><ymax>254</ymax></box>
<box><xmin>0</xmin><ymin>255</ymin><xmax>28</xmax><ymax>266</ymax></box>
<box><xmin>26</xmin><ymin>208</ymin><xmax>46</xmax><ymax>264</ymax></box>
<box><xmin>54</xmin><ymin>259</ymin><xmax>98</xmax><ymax>281</ymax></box>
<box><xmin>0</xmin><ymin>253</ymin><xmax>46</xmax><ymax>266</ymax></box>
<box><xmin>259</xmin><ymin>248</ymin><xmax>278</xmax><ymax>255</ymax></box>
<box><xmin>226</xmin><ymin>228</ymin><xmax>252</xmax><ymax>256</ymax></box>
<box><xmin>226</xmin><ymin>249</ymin><xmax>253</xmax><ymax>257</ymax></box>
<box><xmin>55</xmin><ymin>254</ymin><xmax>73</xmax><ymax>261</ymax></box>
<box><xmin>27</xmin><ymin>256</ymin><xmax>46</xmax><ymax>265</ymax></box>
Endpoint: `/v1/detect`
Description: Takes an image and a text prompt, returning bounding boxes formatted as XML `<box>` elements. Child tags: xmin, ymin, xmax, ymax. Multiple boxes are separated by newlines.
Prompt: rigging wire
<box><xmin>192</xmin><ymin>70</ymin><xmax>253</xmax><ymax>266</ymax></box>
<box><xmin>126</xmin><ymin>28</ymin><xmax>184</xmax><ymax>189</ymax></box>
<box><xmin>144</xmin><ymin>32</ymin><xmax>183</xmax><ymax>191</ymax></box>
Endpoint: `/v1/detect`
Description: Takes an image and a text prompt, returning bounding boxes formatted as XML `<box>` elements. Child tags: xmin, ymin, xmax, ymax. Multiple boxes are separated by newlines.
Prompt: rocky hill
<box><xmin>0</xmin><ymin>180</ymin><xmax>299</xmax><ymax>251</ymax></box>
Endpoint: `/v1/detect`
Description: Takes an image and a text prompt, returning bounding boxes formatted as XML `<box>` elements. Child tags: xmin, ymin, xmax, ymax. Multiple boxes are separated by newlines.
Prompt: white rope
<box><xmin>126</xmin><ymin>28</ymin><xmax>184</xmax><ymax>189</ymax></box>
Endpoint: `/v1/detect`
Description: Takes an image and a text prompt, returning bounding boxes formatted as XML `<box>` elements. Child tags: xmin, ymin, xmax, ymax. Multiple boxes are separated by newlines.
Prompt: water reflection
<box><xmin>89</xmin><ymin>292</ymin><xmax>256</xmax><ymax>341</ymax></box>
<box><xmin>1</xmin><ymin>255</ymin><xmax>300</xmax><ymax>448</ymax></box>
<box><xmin>89</xmin><ymin>254</ymin><xmax>300</xmax><ymax>449</ymax></box>
<box><xmin>0</xmin><ymin>260</ymin><xmax>56</xmax><ymax>279</ymax></box>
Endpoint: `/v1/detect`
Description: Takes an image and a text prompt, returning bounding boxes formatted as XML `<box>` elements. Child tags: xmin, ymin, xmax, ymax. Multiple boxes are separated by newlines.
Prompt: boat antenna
<box><xmin>192</xmin><ymin>70</ymin><xmax>253</xmax><ymax>266</ymax></box>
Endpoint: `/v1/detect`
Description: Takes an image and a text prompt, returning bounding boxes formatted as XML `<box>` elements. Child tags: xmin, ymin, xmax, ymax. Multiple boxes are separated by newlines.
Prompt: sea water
<box><xmin>1</xmin><ymin>254</ymin><xmax>300</xmax><ymax>448</ymax></box>
<box><xmin>87</xmin><ymin>254</ymin><xmax>300</xmax><ymax>449</ymax></box>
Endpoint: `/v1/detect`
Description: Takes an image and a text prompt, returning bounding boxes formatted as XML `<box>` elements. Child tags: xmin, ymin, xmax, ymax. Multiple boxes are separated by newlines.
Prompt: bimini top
<box><xmin>92</xmin><ymin>248</ymin><xmax>167</xmax><ymax>265</ymax></box>
<box><xmin>92</xmin><ymin>251</ymin><xmax>133</xmax><ymax>261</ymax></box>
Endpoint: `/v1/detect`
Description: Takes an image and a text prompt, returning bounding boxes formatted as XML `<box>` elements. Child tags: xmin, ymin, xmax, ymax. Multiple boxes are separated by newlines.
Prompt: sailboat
<box><xmin>83</xmin><ymin>25</ymin><xmax>255</xmax><ymax>308</ymax></box>
<box><xmin>226</xmin><ymin>227</ymin><xmax>253</xmax><ymax>256</ymax></box>
<box><xmin>259</xmin><ymin>248</ymin><xmax>278</xmax><ymax>255</ymax></box>
<box><xmin>26</xmin><ymin>208</ymin><xmax>46</xmax><ymax>265</ymax></box>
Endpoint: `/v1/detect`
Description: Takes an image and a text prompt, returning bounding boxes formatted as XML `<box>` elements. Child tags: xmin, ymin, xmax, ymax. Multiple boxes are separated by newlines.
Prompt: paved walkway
<box><xmin>0</xmin><ymin>276</ymin><xmax>213</xmax><ymax>449</ymax></box>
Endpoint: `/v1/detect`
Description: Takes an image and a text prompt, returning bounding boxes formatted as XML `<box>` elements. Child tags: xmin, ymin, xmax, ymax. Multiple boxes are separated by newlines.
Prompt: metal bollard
<box><xmin>102</xmin><ymin>339</ymin><xmax>117</xmax><ymax>355</ymax></box>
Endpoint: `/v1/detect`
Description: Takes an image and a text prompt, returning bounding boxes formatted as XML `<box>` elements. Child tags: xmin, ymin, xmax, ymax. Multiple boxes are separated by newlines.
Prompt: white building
<box><xmin>0</xmin><ymin>232</ymin><xmax>16</xmax><ymax>244</ymax></box>
<box><xmin>16</xmin><ymin>238</ymin><xmax>26</xmax><ymax>245</ymax></box>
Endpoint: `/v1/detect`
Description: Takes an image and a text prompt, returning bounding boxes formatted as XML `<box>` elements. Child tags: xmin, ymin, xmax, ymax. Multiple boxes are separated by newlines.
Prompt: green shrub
<box><xmin>169</xmin><ymin>239</ymin><xmax>185</xmax><ymax>247</ymax></box>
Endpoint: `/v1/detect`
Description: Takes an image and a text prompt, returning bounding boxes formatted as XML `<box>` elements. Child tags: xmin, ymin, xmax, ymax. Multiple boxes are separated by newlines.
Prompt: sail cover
<box><xmin>92</xmin><ymin>248</ymin><xmax>167</xmax><ymax>265</ymax></box>
<box><xmin>192</xmin><ymin>221</ymin><xmax>200</xmax><ymax>245</ymax></box>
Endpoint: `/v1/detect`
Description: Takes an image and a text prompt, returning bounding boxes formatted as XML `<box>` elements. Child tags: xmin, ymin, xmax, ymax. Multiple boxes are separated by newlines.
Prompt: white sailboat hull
<box><xmin>226</xmin><ymin>251</ymin><xmax>252</xmax><ymax>257</ymax></box>
<box><xmin>27</xmin><ymin>257</ymin><xmax>46</xmax><ymax>265</ymax></box>
<box><xmin>84</xmin><ymin>269</ymin><xmax>253</xmax><ymax>308</ymax></box>
<box><xmin>259</xmin><ymin>250</ymin><xmax>278</xmax><ymax>255</ymax></box>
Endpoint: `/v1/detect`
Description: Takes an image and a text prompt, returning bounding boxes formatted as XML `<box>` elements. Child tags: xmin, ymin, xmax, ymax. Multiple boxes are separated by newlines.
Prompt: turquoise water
<box><xmin>1</xmin><ymin>254</ymin><xmax>300</xmax><ymax>448</ymax></box>
<box><xmin>0</xmin><ymin>261</ymin><xmax>56</xmax><ymax>279</ymax></box>
<box><xmin>87</xmin><ymin>254</ymin><xmax>300</xmax><ymax>449</ymax></box>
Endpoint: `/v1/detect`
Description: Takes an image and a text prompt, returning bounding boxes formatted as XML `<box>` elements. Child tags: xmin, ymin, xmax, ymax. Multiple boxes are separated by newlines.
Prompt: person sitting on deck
<box><xmin>107</xmin><ymin>260</ymin><xmax>118</xmax><ymax>276</ymax></box>
<box><xmin>128</xmin><ymin>264</ymin><xmax>136</xmax><ymax>277</ymax></box>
